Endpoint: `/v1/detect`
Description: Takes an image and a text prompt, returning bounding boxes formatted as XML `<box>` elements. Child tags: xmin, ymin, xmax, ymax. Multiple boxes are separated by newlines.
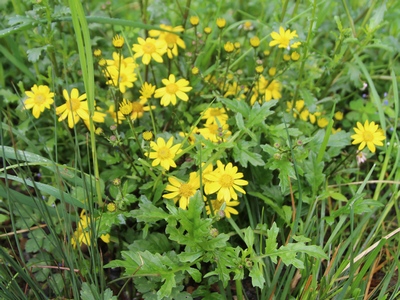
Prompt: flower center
<box><xmin>363</xmin><ymin>131</ymin><xmax>374</xmax><ymax>142</ymax></box>
<box><xmin>34</xmin><ymin>94</ymin><xmax>46</xmax><ymax>104</ymax></box>
<box><xmin>280</xmin><ymin>37</ymin><xmax>290</xmax><ymax>48</ymax></box>
<box><xmin>179</xmin><ymin>183</ymin><xmax>195</xmax><ymax>198</ymax></box>
<box><xmin>132</xmin><ymin>102</ymin><xmax>144</xmax><ymax>113</ymax></box>
<box><xmin>210</xmin><ymin>109</ymin><xmax>221</xmax><ymax>116</ymax></box>
<box><xmin>143</xmin><ymin>42</ymin><xmax>156</xmax><ymax>54</ymax></box>
<box><xmin>165</xmin><ymin>33</ymin><xmax>177</xmax><ymax>45</ymax></box>
<box><xmin>166</xmin><ymin>83</ymin><xmax>179</xmax><ymax>94</ymax></box>
<box><xmin>67</xmin><ymin>98</ymin><xmax>81</xmax><ymax>111</ymax></box>
<box><xmin>219</xmin><ymin>174</ymin><xmax>233</xmax><ymax>188</ymax></box>
<box><xmin>208</xmin><ymin>124</ymin><xmax>218</xmax><ymax>134</ymax></box>
<box><xmin>158</xmin><ymin>147</ymin><xmax>170</xmax><ymax>159</ymax></box>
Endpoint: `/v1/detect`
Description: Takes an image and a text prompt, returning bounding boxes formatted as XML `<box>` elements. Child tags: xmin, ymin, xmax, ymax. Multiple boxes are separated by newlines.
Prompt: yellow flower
<box><xmin>56</xmin><ymin>88</ymin><xmax>89</xmax><ymax>128</ymax></box>
<box><xmin>291</xmin><ymin>51</ymin><xmax>300</xmax><ymax>61</ymax></box>
<box><xmin>243</xmin><ymin>21</ymin><xmax>253</xmax><ymax>31</ymax></box>
<box><xmin>255</xmin><ymin>66</ymin><xmax>264</xmax><ymax>74</ymax></box>
<box><xmin>204</xmin><ymin>27</ymin><xmax>212</xmax><ymax>34</ymax></box>
<box><xmin>131</xmin><ymin>99</ymin><xmax>155</xmax><ymax>120</ymax></box>
<box><xmin>147</xmin><ymin>137</ymin><xmax>182</xmax><ymax>170</ymax></box>
<box><xmin>264</xmin><ymin>80</ymin><xmax>282</xmax><ymax>101</ymax></box>
<box><xmin>269</xmin><ymin>26</ymin><xmax>300</xmax><ymax>49</ymax></box>
<box><xmin>191</xmin><ymin>67</ymin><xmax>199</xmax><ymax>75</ymax></box>
<box><xmin>71</xmin><ymin>210</ymin><xmax>110</xmax><ymax>249</ymax></box>
<box><xmin>143</xmin><ymin>131</ymin><xmax>153</xmax><ymax>141</ymax></box>
<box><xmin>201</xmin><ymin>163</ymin><xmax>214</xmax><ymax>195</ymax></box>
<box><xmin>149</xmin><ymin>25</ymin><xmax>186</xmax><ymax>59</ymax></box>
<box><xmin>249</xmin><ymin>36</ymin><xmax>260</xmax><ymax>48</ymax></box>
<box><xmin>82</xmin><ymin>105</ymin><xmax>106</xmax><ymax>130</ymax></box>
<box><xmin>204</xmin><ymin>160</ymin><xmax>248</xmax><ymax>202</ymax></box>
<box><xmin>334</xmin><ymin>111</ymin><xmax>344</xmax><ymax>121</ymax></box>
<box><xmin>268</xmin><ymin>67</ymin><xmax>277</xmax><ymax>76</ymax></box>
<box><xmin>224</xmin><ymin>41</ymin><xmax>235</xmax><ymax>53</ymax></box>
<box><xmin>107</xmin><ymin>203</ymin><xmax>116</xmax><ymax>212</ymax></box>
<box><xmin>93</xmin><ymin>49</ymin><xmax>102</xmax><ymax>57</ymax></box>
<box><xmin>106</xmin><ymin>65</ymin><xmax>137</xmax><ymax>93</ymax></box>
<box><xmin>139</xmin><ymin>82</ymin><xmax>156</xmax><ymax>100</ymax></box>
<box><xmin>190</xmin><ymin>16</ymin><xmax>199</xmax><ymax>26</ymax></box>
<box><xmin>119</xmin><ymin>99</ymin><xmax>133</xmax><ymax>116</ymax></box>
<box><xmin>24</xmin><ymin>84</ymin><xmax>55</xmax><ymax>118</ymax></box>
<box><xmin>206</xmin><ymin>198</ymin><xmax>240</xmax><ymax>218</ymax></box>
<box><xmin>164</xmin><ymin>172</ymin><xmax>200</xmax><ymax>209</ymax></box>
<box><xmin>216</xmin><ymin>18</ymin><xmax>226</xmax><ymax>29</ymax></box>
<box><xmin>132</xmin><ymin>37</ymin><xmax>167</xmax><ymax>65</ymax></box>
<box><xmin>106</xmin><ymin>52</ymin><xmax>136</xmax><ymax>70</ymax></box>
<box><xmin>154</xmin><ymin>74</ymin><xmax>192</xmax><ymax>106</ymax></box>
<box><xmin>112</xmin><ymin>34</ymin><xmax>125</xmax><ymax>48</ymax></box>
<box><xmin>283</xmin><ymin>54</ymin><xmax>291</xmax><ymax>61</ymax></box>
<box><xmin>351</xmin><ymin>120</ymin><xmax>386</xmax><ymax>153</ymax></box>
<box><xmin>317</xmin><ymin>117</ymin><xmax>329</xmax><ymax>128</ymax></box>
<box><xmin>201</xmin><ymin>107</ymin><xmax>228</xmax><ymax>125</ymax></box>
<box><xmin>197</xmin><ymin>123</ymin><xmax>231</xmax><ymax>142</ymax></box>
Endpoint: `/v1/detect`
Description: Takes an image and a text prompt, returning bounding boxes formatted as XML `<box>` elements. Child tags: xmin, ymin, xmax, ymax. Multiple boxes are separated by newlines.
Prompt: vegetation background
<box><xmin>0</xmin><ymin>0</ymin><xmax>399</xmax><ymax>299</ymax></box>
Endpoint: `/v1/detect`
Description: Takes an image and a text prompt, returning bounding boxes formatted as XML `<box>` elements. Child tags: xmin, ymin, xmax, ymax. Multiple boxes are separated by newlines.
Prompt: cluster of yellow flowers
<box><xmin>286</xmin><ymin>99</ymin><xmax>330</xmax><ymax>128</ymax></box>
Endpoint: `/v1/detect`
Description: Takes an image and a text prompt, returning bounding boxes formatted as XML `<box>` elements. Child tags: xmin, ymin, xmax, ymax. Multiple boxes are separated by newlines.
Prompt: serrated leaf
<box><xmin>249</xmin><ymin>262</ymin><xmax>265</xmax><ymax>288</ymax></box>
<box><xmin>327</xmin><ymin>130</ymin><xmax>351</xmax><ymax>147</ymax></box>
<box><xmin>304</xmin><ymin>151</ymin><xmax>325</xmax><ymax>195</ymax></box>
<box><xmin>27</xmin><ymin>46</ymin><xmax>49</xmax><ymax>63</ymax></box>
<box><xmin>265</xmin><ymin>222</ymin><xmax>279</xmax><ymax>256</ymax></box>
<box><xmin>246</xmin><ymin>101</ymin><xmax>277</xmax><ymax>128</ymax></box>
<box><xmin>274</xmin><ymin>242</ymin><xmax>328</xmax><ymax>269</ymax></box>
<box><xmin>268</xmin><ymin>157</ymin><xmax>296</xmax><ymax>193</ymax></box>
<box><xmin>102</xmin><ymin>288</ymin><xmax>118</xmax><ymax>300</ymax></box>
<box><xmin>233</xmin><ymin>142</ymin><xmax>264</xmax><ymax>167</ymax></box>
<box><xmin>130</xmin><ymin>196</ymin><xmax>169</xmax><ymax>223</ymax></box>
<box><xmin>80</xmin><ymin>283</ymin><xmax>97</xmax><ymax>300</ymax></box>
<box><xmin>243</xmin><ymin>227</ymin><xmax>255</xmax><ymax>249</ymax></box>
<box><xmin>158</xmin><ymin>273</ymin><xmax>175</xmax><ymax>299</ymax></box>
<box><xmin>219</xmin><ymin>97</ymin><xmax>250</xmax><ymax>116</ymax></box>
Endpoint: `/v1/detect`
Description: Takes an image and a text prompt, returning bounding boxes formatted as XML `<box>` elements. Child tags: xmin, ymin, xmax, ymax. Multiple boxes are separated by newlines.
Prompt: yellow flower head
<box><xmin>106</xmin><ymin>65</ymin><xmax>137</xmax><ymax>93</ymax></box>
<box><xmin>249</xmin><ymin>36</ymin><xmax>260</xmax><ymax>48</ymax></box>
<box><xmin>255</xmin><ymin>66</ymin><xmax>264</xmax><ymax>74</ymax></box>
<box><xmin>112</xmin><ymin>34</ymin><xmax>125</xmax><ymax>48</ymax></box>
<box><xmin>224</xmin><ymin>41</ymin><xmax>235</xmax><ymax>53</ymax></box>
<box><xmin>197</xmin><ymin>123</ymin><xmax>231</xmax><ymax>143</ymax></box>
<box><xmin>24</xmin><ymin>84</ymin><xmax>55</xmax><ymax>118</ymax></box>
<box><xmin>216</xmin><ymin>18</ymin><xmax>226</xmax><ymax>29</ymax></box>
<box><xmin>147</xmin><ymin>137</ymin><xmax>182</xmax><ymax>170</ymax></box>
<box><xmin>106</xmin><ymin>52</ymin><xmax>136</xmax><ymax>70</ymax></box>
<box><xmin>93</xmin><ymin>49</ymin><xmax>102</xmax><ymax>57</ymax></box>
<box><xmin>149</xmin><ymin>25</ymin><xmax>186</xmax><ymax>59</ymax></box>
<box><xmin>206</xmin><ymin>198</ymin><xmax>240</xmax><ymax>218</ymax></box>
<box><xmin>264</xmin><ymin>80</ymin><xmax>282</xmax><ymax>102</ymax></box>
<box><xmin>164</xmin><ymin>172</ymin><xmax>200</xmax><ymax>209</ymax></box>
<box><xmin>154</xmin><ymin>74</ymin><xmax>192</xmax><ymax>106</ymax></box>
<box><xmin>291</xmin><ymin>51</ymin><xmax>300</xmax><ymax>61</ymax></box>
<box><xmin>191</xmin><ymin>66</ymin><xmax>199</xmax><ymax>75</ymax></box>
<box><xmin>201</xmin><ymin>107</ymin><xmax>228</xmax><ymax>125</ymax></box>
<box><xmin>204</xmin><ymin>27</ymin><xmax>212</xmax><ymax>34</ymax></box>
<box><xmin>132</xmin><ymin>37</ymin><xmax>167</xmax><ymax>65</ymax></box>
<box><xmin>190</xmin><ymin>16</ymin><xmax>200</xmax><ymax>26</ymax></box>
<box><xmin>143</xmin><ymin>131</ymin><xmax>153</xmax><ymax>141</ymax></box>
<box><xmin>119</xmin><ymin>99</ymin><xmax>133</xmax><ymax>116</ymax></box>
<box><xmin>269</xmin><ymin>26</ymin><xmax>300</xmax><ymax>49</ymax></box>
<box><xmin>204</xmin><ymin>160</ymin><xmax>248</xmax><ymax>202</ymax></box>
<box><xmin>139</xmin><ymin>82</ymin><xmax>156</xmax><ymax>100</ymax></box>
<box><xmin>351</xmin><ymin>120</ymin><xmax>386</xmax><ymax>153</ymax></box>
<box><xmin>56</xmin><ymin>88</ymin><xmax>89</xmax><ymax>128</ymax></box>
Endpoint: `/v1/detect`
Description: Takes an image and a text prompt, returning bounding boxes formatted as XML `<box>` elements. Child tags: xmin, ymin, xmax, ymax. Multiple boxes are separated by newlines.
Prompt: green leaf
<box><xmin>246</xmin><ymin>101</ymin><xmax>277</xmax><ymax>128</ymax></box>
<box><xmin>265</xmin><ymin>222</ymin><xmax>279</xmax><ymax>259</ymax></box>
<box><xmin>243</xmin><ymin>227</ymin><xmax>255</xmax><ymax>249</ymax></box>
<box><xmin>299</xmin><ymin>88</ymin><xmax>317</xmax><ymax>109</ymax></box>
<box><xmin>233</xmin><ymin>142</ymin><xmax>265</xmax><ymax>167</ymax></box>
<box><xmin>219</xmin><ymin>97</ymin><xmax>250</xmax><ymax>116</ymax></box>
<box><xmin>80</xmin><ymin>283</ymin><xmax>98</xmax><ymax>300</ymax></box>
<box><xmin>130</xmin><ymin>196</ymin><xmax>170</xmax><ymax>223</ymax></box>
<box><xmin>26</xmin><ymin>45</ymin><xmax>49</xmax><ymax>63</ymax></box>
<box><xmin>187</xmin><ymin>267</ymin><xmax>202</xmax><ymax>283</ymax></box>
<box><xmin>249</xmin><ymin>260</ymin><xmax>266</xmax><ymax>288</ymax></box>
<box><xmin>268</xmin><ymin>157</ymin><xmax>296</xmax><ymax>193</ymax></box>
<box><xmin>303</xmin><ymin>151</ymin><xmax>325</xmax><ymax>195</ymax></box>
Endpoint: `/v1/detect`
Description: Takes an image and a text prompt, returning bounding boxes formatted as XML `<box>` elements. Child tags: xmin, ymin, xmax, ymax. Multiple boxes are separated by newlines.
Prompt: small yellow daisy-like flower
<box><xmin>24</xmin><ymin>84</ymin><xmax>55</xmax><ymax>118</ymax></box>
<box><xmin>201</xmin><ymin>107</ymin><xmax>228</xmax><ymax>125</ymax></box>
<box><xmin>334</xmin><ymin>111</ymin><xmax>344</xmax><ymax>121</ymax></box>
<box><xmin>283</xmin><ymin>54</ymin><xmax>291</xmax><ymax>61</ymax></box>
<box><xmin>131</xmin><ymin>99</ymin><xmax>155</xmax><ymax>120</ymax></box>
<box><xmin>93</xmin><ymin>49</ymin><xmax>102</xmax><ymax>57</ymax></box>
<box><xmin>95</xmin><ymin>127</ymin><xmax>103</xmax><ymax>135</ymax></box>
<box><xmin>204</xmin><ymin>27</ymin><xmax>212</xmax><ymax>34</ymax></box>
<box><xmin>191</xmin><ymin>66</ymin><xmax>199</xmax><ymax>75</ymax></box>
<box><xmin>112</xmin><ymin>34</ymin><xmax>125</xmax><ymax>48</ymax></box>
<box><xmin>243</xmin><ymin>21</ymin><xmax>253</xmax><ymax>31</ymax></box>
<box><xmin>216</xmin><ymin>18</ymin><xmax>226</xmax><ymax>29</ymax></box>
<box><xmin>98</xmin><ymin>58</ymin><xmax>107</xmax><ymax>67</ymax></box>
<box><xmin>106</xmin><ymin>52</ymin><xmax>137</xmax><ymax>70</ymax></box>
<box><xmin>106</xmin><ymin>66</ymin><xmax>137</xmax><ymax>93</ymax></box>
<box><xmin>317</xmin><ymin>117</ymin><xmax>329</xmax><ymax>128</ymax></box>
<box><xmin>56</xmin><ymin>88</ymin><xmax>89</xmax><ymax>128</ymax></box>
<box><xmin>255</xmin><ymin>66</ymin><xmax>264</xmax><ymax>74</ymax></box>
<box><xmin>204</xmin><ymin>160</ymin><xmax>248</xmax><ymax>202</ymax></box>
<box><xmin>269</xmin><ymin>26</ymin><xmax>299</xmax><ymax>49</ymax></box>
<box><xmin>147</xmin><ymin>137</ymin><xmax>182</xmax><ymax>170</ymax></box>
<box><xmin>139</xmin><ymin>82</ymin><xmax>156</xmax><ymax>100</ymax></box>
<box><xmin>206</xmin><ymin>198</ymin><xmax>240</xmax><ymax>218</ymax></box>
<box><xmin>164</xmin><ymin>172</ymin><xmax>200</xmax><ymax>209</ymax></box>
<box><xmin>119</xmin><ymin>99</ymin><xmax>133</xmax><ymax>116</ymax></box>
<box><xmin>264</xmin><ymin>80</ymin><xmax>282</xmax><ymax>101</ymax></box>
<box><xmin>197</xmin><ymin>123</ymin><xmax>231</xmax><ymax>143</ymax></box>
<box><xmin>154</xmin><ymin>74</ymin><xmax>192</xmax><ymax>106</ymax></box>
<box><xmin>268</xmin><ymin>67</ymin><xmax>277</xmax><ymax>76</ymax></box>
<box><xmin>234</xmin><ymin>42</ymin><xmax>241</xmax><ymax>49</ymax></box>
<box><xmin>190</xmin><ymin>16</ymin><xmax>199</xmax><ymax>26</ymax></box>
<box><xmin>149</xmin><ymin>25</ymin><xmax>186</xmax><ymax>59</ymax></box>
<box><xmin>351</xmin><ymin>120</ymin><xmax>386</xmax><ymax>153</ymax></box>
<box><xmin>132</xmin><ymin>37</ymin><xmax>167</xmax><ymax>65</ymax></box>
<box><xmin>224</xmin><ymin>41</ymin><xmax>235</xmax><ymax>53</ymax></box>
<box><xmin>107</xmin><ymin>203</ymin><xmax>116</xmax><ymax>212</ymax></box>
<box><xmin>201</xmin><ymin>163</ymin><xmax>214</xmax><ymax>195</ymax></box>
<box><xmin>291</xmin><ymin>51</ymin><xmax>300</xmax><ymax>61</ymax></box>
<box><xmin>249</xmin><ymin>36</ymin><xmax>260</xmax><ymax>48</ymax></box>
<box><xmin>143</xmin><ymin>131</ymin><xmax>153</xmax><ymax>141</ymax></box>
